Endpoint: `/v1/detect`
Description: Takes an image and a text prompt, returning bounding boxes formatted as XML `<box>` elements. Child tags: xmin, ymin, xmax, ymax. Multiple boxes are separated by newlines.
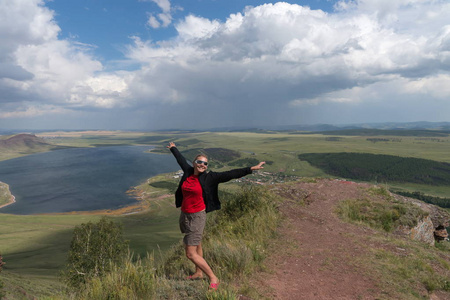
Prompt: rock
<box><xmin>393</xmin><ymin>193</ymin><xmax>450</xmax><ymax>245</ymax></box>
<box><xmin>397</xmin><ymin>216</ymin><xmax>436</xmax><ymax>246</ymax></box>
<box><xmin>434</xmin><ymin>223</ymin><xmax>449</xmax><ymax>242</ymax></box>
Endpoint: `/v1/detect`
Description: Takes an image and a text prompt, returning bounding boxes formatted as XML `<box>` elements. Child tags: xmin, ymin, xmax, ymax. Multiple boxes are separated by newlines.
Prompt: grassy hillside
<box><xmin>62</xmin><ymin>186</ymin><xmax>280</xmax><ymax>300</ymax></box>
<box><xmin>0</xmin><ymin>134</ymin><xmax>70</xmax><ymax>161</ymax></box>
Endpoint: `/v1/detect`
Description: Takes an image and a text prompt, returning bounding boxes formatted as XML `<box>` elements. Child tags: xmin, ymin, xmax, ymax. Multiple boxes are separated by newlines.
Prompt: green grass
<box><xmin>0</xmin><ymin>201</ymin><xmax>181</xmax><ymax>299</ymax></box>
<box><xmin>335</xmin><ymin>187</ymin><xmax>429</xmax><ymax>232</ymax></box>
<box><xmin>359</xmin><ymin>236</ymin><xmax>450</xmax><ymax>299</ymax></box>
<box><xmin>66</xmin><ymin>186</ymin><xmax>280</xmax><ymax>300</ymax></box>
<box><xmin>334</xmin><ymin>187</ymin><xmax>450</xmax><ymax>298</ymax></box>
<box><xmin>0</xmin><ymin>214</ymin><xmax>100</xmax><ymax>274</ymax></box>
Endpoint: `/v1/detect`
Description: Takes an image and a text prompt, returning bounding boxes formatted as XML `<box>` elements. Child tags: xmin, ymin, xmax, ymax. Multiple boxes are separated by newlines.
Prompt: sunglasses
<box><xmin>194</xmin><ymin>160</ymin><xmax>208</xmax><ymax>166</ymax></box>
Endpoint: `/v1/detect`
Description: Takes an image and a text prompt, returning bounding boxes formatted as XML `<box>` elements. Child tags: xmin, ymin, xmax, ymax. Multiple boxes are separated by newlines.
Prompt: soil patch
<box><xmin>250</xmin><ymin>179</ymin><xmax>445</xmax><ymax>299</ymax></box>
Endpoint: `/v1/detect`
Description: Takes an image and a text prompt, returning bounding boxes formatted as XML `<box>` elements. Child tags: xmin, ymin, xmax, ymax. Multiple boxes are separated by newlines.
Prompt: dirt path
<box><xmin>251</xmin><ymin>179</ymin><xmax>387</xmax><ymax>299</ymax></box>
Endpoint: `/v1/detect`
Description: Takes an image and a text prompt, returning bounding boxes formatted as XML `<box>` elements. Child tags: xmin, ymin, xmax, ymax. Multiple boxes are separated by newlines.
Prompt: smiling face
<box><xmin>193</xmin><ymin>155</ymin><xmax>208</xmax><ymax>175</ymax></box>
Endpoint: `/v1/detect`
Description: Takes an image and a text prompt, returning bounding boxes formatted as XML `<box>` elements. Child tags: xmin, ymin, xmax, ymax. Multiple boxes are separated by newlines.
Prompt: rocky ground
<box><xmin>249</xmin><ymin>179</ymin><xmax>450</xmax><ymax>300</ymax></box>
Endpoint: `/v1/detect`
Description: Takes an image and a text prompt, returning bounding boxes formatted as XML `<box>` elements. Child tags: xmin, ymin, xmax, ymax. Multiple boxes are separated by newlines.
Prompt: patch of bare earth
<box><xmin>249</xmin><ymin>179</ymin><xmax>445</xmax><ymax>300</ymax></box>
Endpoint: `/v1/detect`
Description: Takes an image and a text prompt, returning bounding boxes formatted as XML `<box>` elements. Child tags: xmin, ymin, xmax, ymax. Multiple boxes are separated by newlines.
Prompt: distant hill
<box><xmin>206</xmin><ymin>121</ymin><xmax>450</xmax><ymax>133</ymax></box>
<box><xmin>0</xmin><ymin>134</ymin><xmax>50</xmax><ymax>149</ymax></box>
<box><xmin>0</xmin><ymin>134</ymin><xmax>69</xmax><ymax>161</ymax></box>
<box><xmin>298</xmin><ymin>128</ymin><xmax>450</xmax><ymax>137</ymax></box>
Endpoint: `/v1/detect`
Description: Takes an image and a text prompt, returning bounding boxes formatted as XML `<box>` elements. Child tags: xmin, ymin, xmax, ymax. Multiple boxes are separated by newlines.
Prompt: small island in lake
<box><xmin>0</xmin><ymin>181</ymin><xmax>15</xmax><ymax>208</ymax></box>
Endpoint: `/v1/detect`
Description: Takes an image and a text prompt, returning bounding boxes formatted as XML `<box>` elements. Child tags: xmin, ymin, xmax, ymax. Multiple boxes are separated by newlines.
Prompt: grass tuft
<box><xmin>336</xmin><ymin>187</ymin><xmax>428</xmax><ymax>232</ymax></box>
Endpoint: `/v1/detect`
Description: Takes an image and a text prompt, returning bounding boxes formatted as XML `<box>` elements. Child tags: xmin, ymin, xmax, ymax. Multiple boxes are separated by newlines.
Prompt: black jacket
<box><xmin>170</xmin><ymin>147</ymin><xmax>253</xmax><ymax>213</ymax></box>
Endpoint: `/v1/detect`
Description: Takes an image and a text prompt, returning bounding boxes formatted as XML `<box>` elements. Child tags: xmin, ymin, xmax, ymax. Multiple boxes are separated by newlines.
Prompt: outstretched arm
<box><xmin>167</xmin><ymin>142</ymin><xmax>191</xmax><ymax>172</ymax></box>
<box><xmin>213</xmin><ymin>161</ymin><xmax>266</xmax><ymax>183</ymax></box>
<box><xmin>251</xmin><ymin>161</ymin><xmax>265</xmax><ymax>171</ymax></box>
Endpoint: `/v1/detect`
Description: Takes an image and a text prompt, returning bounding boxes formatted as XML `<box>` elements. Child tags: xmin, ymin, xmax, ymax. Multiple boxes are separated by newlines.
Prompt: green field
<box><xmin>0</xmin><ymin>201</ymin><xmax>181</xmax><ymax>298</ymax></box>
<box><xmin>0</xmin><ymin>129</ymin><xmax>449</xmax><ymax>298</ymax></box>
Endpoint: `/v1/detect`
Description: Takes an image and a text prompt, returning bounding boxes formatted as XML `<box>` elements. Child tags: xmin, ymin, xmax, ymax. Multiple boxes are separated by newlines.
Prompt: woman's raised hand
<box><xmin>251</xmin><ymin>161</ymin><xmax>266</xmax><ymax>171</ymax></box>
<box><xmin>167</xmin><ymin>142</ymin><xmax>176</xmax><ymax>149</ymax></box>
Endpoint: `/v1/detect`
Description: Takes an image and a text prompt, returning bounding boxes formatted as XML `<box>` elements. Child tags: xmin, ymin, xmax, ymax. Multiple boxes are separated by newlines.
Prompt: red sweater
<box><xmin>181</xmin><ymin>175</ymin><xmax>206</xmax><ymax>213</ymax></box>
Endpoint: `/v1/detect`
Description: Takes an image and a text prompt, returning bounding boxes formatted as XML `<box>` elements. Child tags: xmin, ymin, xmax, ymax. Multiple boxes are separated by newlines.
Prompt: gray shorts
<box><xmin>179</xmin><ymin>210</ymin><xmax>206</xmax><ymax>246</ymax></box>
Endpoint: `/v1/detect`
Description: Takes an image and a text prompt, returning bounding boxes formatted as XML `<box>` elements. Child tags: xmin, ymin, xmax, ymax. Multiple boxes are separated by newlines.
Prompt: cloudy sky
<box><xmin>0</xmin><ymin>0</ymin><xmax>449</xmax><ymax>130</ymax></box>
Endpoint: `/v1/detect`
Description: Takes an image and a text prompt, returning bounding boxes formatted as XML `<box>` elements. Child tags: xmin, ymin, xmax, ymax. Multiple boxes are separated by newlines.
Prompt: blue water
<box><xmin>0</xmin><ymin>146</ymin><xmax>179</xmax><ymax>214</ymax></box>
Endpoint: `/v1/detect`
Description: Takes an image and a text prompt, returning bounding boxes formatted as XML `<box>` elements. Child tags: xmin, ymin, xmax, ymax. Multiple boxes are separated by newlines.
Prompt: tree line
<box><xmin>298</xmin><ymin>152</ymin><xmax>450</xmax><ymax>186</ymax></box>
<box><xmin>391</xmin><ymin>190</ymin><xmax>450</xmax><ymax>209</ymax></box>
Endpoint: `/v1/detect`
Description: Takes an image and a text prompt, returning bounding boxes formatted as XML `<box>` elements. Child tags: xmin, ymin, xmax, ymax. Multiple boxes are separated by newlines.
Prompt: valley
<box><xmin>0</xmin><ymin>129</ymin><xmax>449</xmax><ymax>299</ymax></box>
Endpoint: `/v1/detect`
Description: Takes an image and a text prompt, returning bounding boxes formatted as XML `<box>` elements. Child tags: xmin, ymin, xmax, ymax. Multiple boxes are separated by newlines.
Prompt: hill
<box><xmin>0</xmin><ymin>134</ymin><xmax>69</xmax><ymax>161</ymax></box>
<box><xmin>0</xmin><ymin>134</ymin><xmax>49</xmax><ymax>149</ymax></box>
<box><xmin>203</xmin><ymin>121</ymin><xmax>450</xmax><ymax>132</ymax></box>
<box><xmin>252</xmin><ymin>179</ymin><xmax>450</xmax><ymax>300</ymax></box>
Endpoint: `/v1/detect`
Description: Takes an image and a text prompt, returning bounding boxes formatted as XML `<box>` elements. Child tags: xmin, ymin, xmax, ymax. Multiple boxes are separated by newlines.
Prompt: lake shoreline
<box><xmin>0</xmin><ymin>145</ymin><xmax>179</xmax><ymax>215</ymax></box>
<box><xmin>0</xmin><ymin>172</ymin><xmax>175</xmax><ymax>216</ymax></box>
<box><xmin>42</xmin><ymin>193</ymin><xmax>173</xmax><ymax>216</ymax></box>
<box><xmin>39</xmin><ymin>171</ymin><xmax>177</xmax><ymax>216</ymax></box>
<box><xmin>0</xmin><ymin>180</ymin><xmax>16</xmax><ymax>209</ymax></box>
<box><xmin>0</xmin><ymin>194</ymin><xmax>16</xmax><ymax>209</ymax></box>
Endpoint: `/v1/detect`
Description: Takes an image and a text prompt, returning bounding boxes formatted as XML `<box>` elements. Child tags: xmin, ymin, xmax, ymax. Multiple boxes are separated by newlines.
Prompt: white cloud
<box><xmin>158</xmin><ymin>12</ymin><xmax>172</xmax><ymax>27</ymax></box>
<box><xmin>151</xmin><ymin>0</ymin><xmax>171</xmax><ymax>13</ymax></box>
<box><xmin>145</xmin><ymin>0</ymin><xmax>175</xmax><ymax>29</ymax></box>
<box><xmin>175</xmin><ymin>15</ymin><xmax>221</xmax><ymax>40</ymax></box>
<box><xmin>147</xmin><ymin>15</ymin><xmax>161</xmax><ymax>28</ymax></box>
<box><xmin>1</xmin><ymin>0</ymin><xmax>450</xmax><ymax>129</ymax></box>
<box><xmin>121</xmin><ymin>1</ymin><xmax>450</xmax><ymax>128</ymax></box>
<box><xmin>403</xmin><ymin>74</ymin><xmax>450</xmax><ymax>99</ymax></box>
<box><xmin>69</xmin><ymin>74</ymin><xmax>130</xmax><ymax>108</ymax></box>
<box><xmin>0</xmin><ymin>0</ymin><xmax>130</xmax><ymax>118</ymax></box>
<box><xmin>0</xmin><ymin>104</ymin><xmax>68</xmax><ymax>119</ymax></box>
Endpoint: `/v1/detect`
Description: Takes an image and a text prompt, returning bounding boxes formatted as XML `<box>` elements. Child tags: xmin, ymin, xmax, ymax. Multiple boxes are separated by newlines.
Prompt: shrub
<box><xmin>219</xmin><ymin>185</ymin><xmax>263</xmax><ymax>221</ymax></box>
<box><xmin>336</xmin><ymin>197</ymin><xmax>428</xmax><ymax>232</ymax></box>
<box><xmin>74</xmin><ymin>254</ymin><xmax>157</xmax><ymax>300</ymax></box>
<box><xmin>62</xmin><ymin>217</ymin><xmax>129</xmax><ymax>288</ymax></box>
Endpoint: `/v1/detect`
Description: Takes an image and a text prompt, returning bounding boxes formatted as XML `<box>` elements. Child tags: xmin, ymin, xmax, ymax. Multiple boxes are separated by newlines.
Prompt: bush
<box><xmin>219</xmin><ymin>185</ymin><xmax>263</xmax><ymax>221</ymax></box>
<box><xmin>336</xmin><ymin>196</ymin><xmax>428</xmax><ymax>232</ymax></box>
<box><xmin>74</xmin><ymin>254</ymin><xmax>157</xmax><ymax>300</ymax></box>
<box><xmin>62</xmin><ymin>217</ymin><xmax>129</xmax><ymax>289</ymax></box>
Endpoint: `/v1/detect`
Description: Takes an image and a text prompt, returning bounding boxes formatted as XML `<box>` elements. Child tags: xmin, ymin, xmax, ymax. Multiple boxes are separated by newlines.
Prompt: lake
<box><xmin>0</xmin><ymin>146</ymin><xmax>180</xmax><ymax>214</ymax></box>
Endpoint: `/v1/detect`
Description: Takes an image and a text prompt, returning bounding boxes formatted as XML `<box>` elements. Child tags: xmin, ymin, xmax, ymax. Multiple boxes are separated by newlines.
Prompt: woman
<box><xmin>167</xmin><ymin>142</ymin><xmax>265</xmax><ymax>289</ymax></box>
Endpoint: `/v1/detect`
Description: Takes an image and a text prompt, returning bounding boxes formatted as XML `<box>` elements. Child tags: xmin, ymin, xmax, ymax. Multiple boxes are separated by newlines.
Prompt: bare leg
<box><xmin>185</xmin><ymin>244</ymin><xmax>219</xmax><ymax>284</ymax></box>
<box><xmin>190</xmin><ymin>242</ymin><xmax>204</xmax><ymax>278</ymax></box>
